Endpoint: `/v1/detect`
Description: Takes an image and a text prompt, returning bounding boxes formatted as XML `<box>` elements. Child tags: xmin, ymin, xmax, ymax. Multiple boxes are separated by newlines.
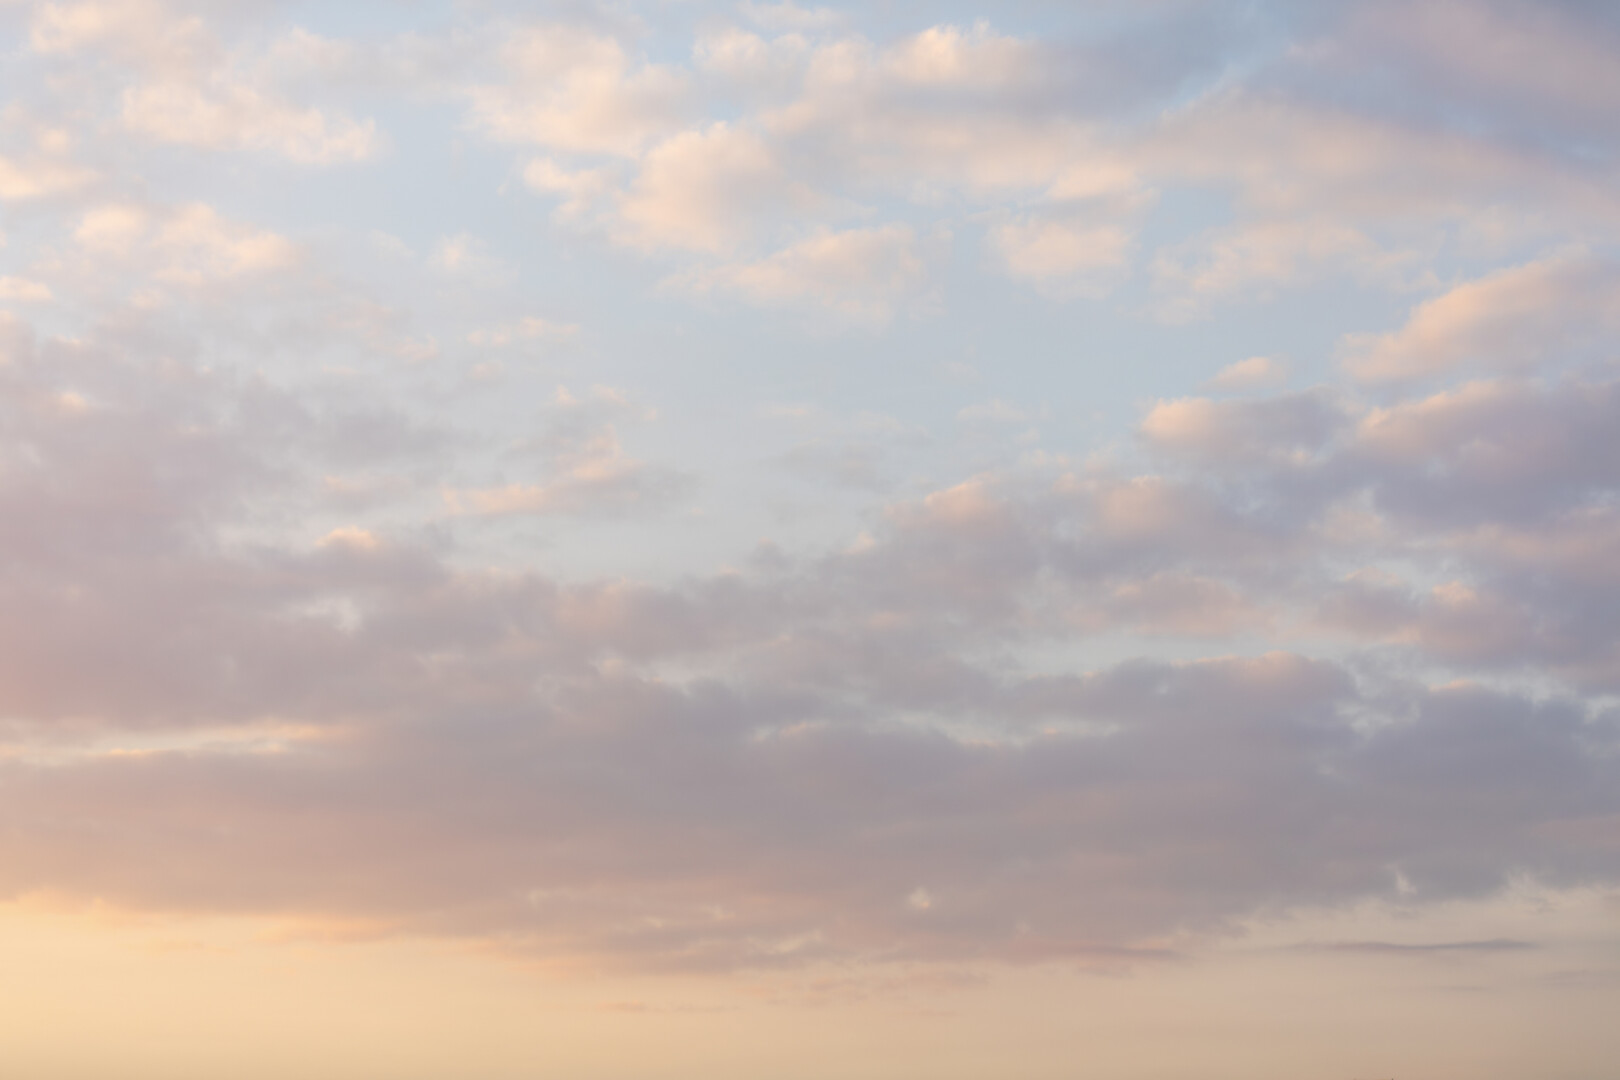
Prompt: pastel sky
<box><xmin>2</xmin><ymin>1</ymin><xmax>1619</xmax><ymax>1076</ymax></box>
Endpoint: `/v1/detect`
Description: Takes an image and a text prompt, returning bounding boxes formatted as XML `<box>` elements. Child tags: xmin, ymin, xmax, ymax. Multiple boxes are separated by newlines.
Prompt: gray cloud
<box><xmin>4</xmin><ymin>303</ymin><xmax>1620</xmax><ymax>970</ymax></box>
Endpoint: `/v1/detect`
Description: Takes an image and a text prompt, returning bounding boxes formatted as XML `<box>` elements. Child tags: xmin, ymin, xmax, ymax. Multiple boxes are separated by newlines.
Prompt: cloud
<box><xmin>0</xmin><ymin>154</ymin><xmax>93</xmax><ymax>201</ymax></box>
<box><xmin>3</xmin><ymin>294</ymin><xmax>1620</xmax><ymax>971</ymax></box>
<box><xmin>1323</xmin><ymin>0</ymin><xmax>1620</xmax><ymax>147</ymax></box>
<box><xmin>1344</xmin><ymin>252</ymin><xmax>1620</xmax><ymax>381</ymax></box>
<box><xmin>694</xmin><ymin>25</ymin><xmax>814</xmax><ymax>92</ymax></box>
<box><xmin>6</xmin><ymin>0</ymin><xmax>1620</xmax><ymax>993</ymax></box>
<box><xmin>29</xmin><ymin>0</ymin><xmax>210</xmax><ymax>64</ymax></box>
<box><xmin>0</xmin><ymin>276</ymin><xmax>53</xmax><ymax>302</ymax></box>
<box><xmin>466</xmin><ymin>316</ymin><xmax>579</xmax><ymax>348</ymax></box>
<box><xmin>122</xmin><ymin>79</ymin><xmax>379</xmax><ymax>164</ymax></box>
<box><xmin>31</xmin><ymin>5</ymin><xmax>380</xmax><ymax>165</ymax></box>
<box><xmin>466</xmin><ymin>23</ymin><xmax>690</xmax><ymax>157</ymax></box>
<box><xmin>1203</xmin><ymin>356</ymin><xmax>1289</xmax><ymax>392</ymax></box>
<box><xmin>989</xmin><ymin>216</ymin><xmax>1131</xmax><ymax>296</ymax></box>
<box><xmin>616</xmin><ymin>123</ymin><xmax>801</xmax><ymax>253</ymax></box>
<box><xmin>71</xmin><ymin>202</ymin><xmax>298</xmax><ymax>287</ymax></box>
<box><xmin>445</xmin><ymin>386</ymin><xmax>689</xmax><ymax>517</ymax></box>
<box><xmin>881</xmin><ymin>22</ymin><xmax>1048</xmax><ymax>90</ymax></box>
<box><xmin>1350</xmin><ymin>376</ymin><xmax>1620</xmax><ymax>525</ymax></box>
<box><xmin>1152</xmin><ymin>89</ymin><xmax>1620</xmax><ymax>225</ymax></box>
<box><xmin>668</xmin><ymin>224</ymin><xmax>934</xmax><ymax>321</ymax></box>
<box><xmin>522</xmin><ymin>157</ymin><xmax>618</xmax><ymax>222</ymax></box>
<box><xmin>2</xmin><ymin>628</ymin><xmax>1613</xmax><ymax>969</ymax></box>
<box><xmin>0</xmin><ymin>125</ymin><xmax>98</xmax><ymax>201</ymax></box>
<box><xmin>1141</xmin><ymin>389</ymin><xmax>1349</xmax><ymax>465</ymax></box>
<box><xmin>488</xmin><ymin>16</ymin><xmax>1172</xmax><ymax>300</ymax></box>
<box><xmin>1152</xmin><ymin>218</ymin><xmax>1414</xmax><ymax>320</ymax></box>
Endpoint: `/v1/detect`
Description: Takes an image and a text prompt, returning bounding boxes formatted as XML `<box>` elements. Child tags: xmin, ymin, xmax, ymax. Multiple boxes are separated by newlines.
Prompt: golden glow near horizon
<box><xmin>2</xmin><ymin>0</ymin><xmax>1620</xmax><ymax>1075</ymax></box>
<box><xmin>4</xmin><ymin>889</ymin><xmax>1616</xmax><ymax>1079</ymax></box>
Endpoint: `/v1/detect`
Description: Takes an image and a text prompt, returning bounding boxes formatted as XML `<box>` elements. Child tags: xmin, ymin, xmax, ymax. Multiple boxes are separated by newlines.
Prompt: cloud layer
<box><xmin>1</xmin><ymin>0</ymin><xmax>1619</xmax><ymax>985</ymax></box>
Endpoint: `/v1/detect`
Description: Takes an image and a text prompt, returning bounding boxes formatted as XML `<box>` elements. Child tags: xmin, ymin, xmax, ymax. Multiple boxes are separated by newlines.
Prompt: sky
<box><xmin>1</xmin><ymin>0</ymin><xmax>1619</xmax><ymax>1076</ymax></box>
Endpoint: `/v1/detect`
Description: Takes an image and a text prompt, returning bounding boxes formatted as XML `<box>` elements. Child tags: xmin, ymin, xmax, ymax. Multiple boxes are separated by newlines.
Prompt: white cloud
<box><xmin>467</xmin><ymin>24</ymin><xmax>690</xmax><ymax>157</ymax></box>
<box><xmin>616</xmin><ymin>123</ymin><xmax>798</xmax><ymax>253</ymax></box>
<box><xmin>74</xmin><ymin>203</ymin><xmax>148</xmax><ymax>252</ymax></box>
<box><xmin>1203</xmin><ymin>356</ymin><xmax>1288</xmax><ymax>392</ymax></box>
<box><xmin>881</xmin><ymin>22</ymin><xmax>1046</xmax><ymax>89</ymax></box>
<box><xmin>522</xmin><ymin>158</ymin><xmax>618</xmax><ymax>222</ymax></box>
<box><xmin>1344</xmin><ymin>252</ymin><xmax>1620</xmax><ymax>381</ymax></box>
<box><xmin>492</xmin><ymin>17</ymin><xmax>1152</xmax><ymax>296</ymax></box>
<box><xmin>153</xmin><ymin>204</ymin><xmax>298</xmax><ymax>280</ymax></box>
<box><xmin>668</xmin><ymin>224</ymin><xmax>933</xmax><ymax>321</ymax></box>
<box><xmin>1152</xmin><ymin>218</ymin><xmax>1417</xmax><ymax>320</ymax></box>
<box><xmin>1141</xmin><ymin>390</ymin><xmax>1348</xmax><ymax>465</ymax></box>
<box><xmin>694</xmin><ymin>26</ymin><xmax>812</xmax><ymax>90</ymax></box>
<box><xmin>990</xmin><ymin>216</ymin><xmax>1131</xmax><ymax>296</ymax></box>
<box><xmin>33</xmin><ymin>6</ymin><xmax>378</xmax><ymax>165</ymax></box>
<box><xmin>0</xmin><ymin>135</ymin><xmax>97</xmax><ymax>201</ymax></box>
<box><xmin>70</xmin><ymin>201</ymin><xmax>297</xmax><ymax>287</ymax></box>
<box><xmin>0</xmin><ymin>277</ymin><xmax>53</xmax><ymax>303</ymax></box>
<box><xmin>29</xmin><ymin>0</ymin><xmax>210</xmax><ymax>65</ymax></box>
<box><xmin>122</xmin><ymin>79</ymin><xmax>379</xmax><ymax>164</ymax></box>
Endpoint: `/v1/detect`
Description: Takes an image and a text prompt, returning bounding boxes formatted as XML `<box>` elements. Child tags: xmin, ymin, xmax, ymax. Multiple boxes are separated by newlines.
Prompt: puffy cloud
<box><xmin>497</xmin><ymin>16</ymin><xmax>1170</xmax><ymax>300</ymax></box>
<box><xmin>1350</xmin><ymin>376</ymin><xmax>1620</xmax><ymax>525</ymax></box>
<box><xmin>29</xmin><ymin>0</ymin><xmax>211</xmax><ymax>65</ymax></box>
<box><xmin>522</xmin><ymin>157</ymin><xmax>618</xmax><ymax>222</ymax></box>
<box><xmin>466</xmin><ymin>23</ymin><xmax>691</xmax><ymax>157</ymax></box>
<box><xmin>478</xmin><ymin>6</ymin><xmax>1620</xmax><ymax>315</ymax></box>
<box><xmin>694</xmin><ymin>25</ymin><xmax>813</xmax><ymax>92</ymax></box>
<box><xmin>30</xmin><ymin>4</ymin><xmax>380</xmax><ymax>165</ymax></box>
<box><xmin>70</xmin><ymin>201</ymin><xmax>298</xmax><ymax>288</ymax></box>
<box><xmin>989</xmin><ymin>216</ymin><xmax>1131</xmax><ymax>297</ymax></box>
<box><xmin>1141</xmin><ymin>389</ymin><xmax>1349</xmax><ymax>465</ymax></box>
<box><xmin>122</xmin><ymin>78</ymin><xmax>378</xmax><ymax>164</ymax></box>
<box><xmin>616</xmin><ymin>123</ymin><xmax>802</xmax><ymax>253</ymax></box>
<box><xmin>880</xmin><ymin>22</ymin><xmax>1047</xmax><ymax>90</ymax></box>
<box><xmin>1344</xmin><ymin>252</ymin><xmax>1620</xmax><ymax>381</ymax></box>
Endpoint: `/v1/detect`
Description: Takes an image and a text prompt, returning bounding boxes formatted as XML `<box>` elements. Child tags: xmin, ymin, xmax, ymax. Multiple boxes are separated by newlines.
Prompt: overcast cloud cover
<box><xmin>2</xmin><ymin>0</ymin><xmax>1619</xmax><ymax>1073</ymax></box>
